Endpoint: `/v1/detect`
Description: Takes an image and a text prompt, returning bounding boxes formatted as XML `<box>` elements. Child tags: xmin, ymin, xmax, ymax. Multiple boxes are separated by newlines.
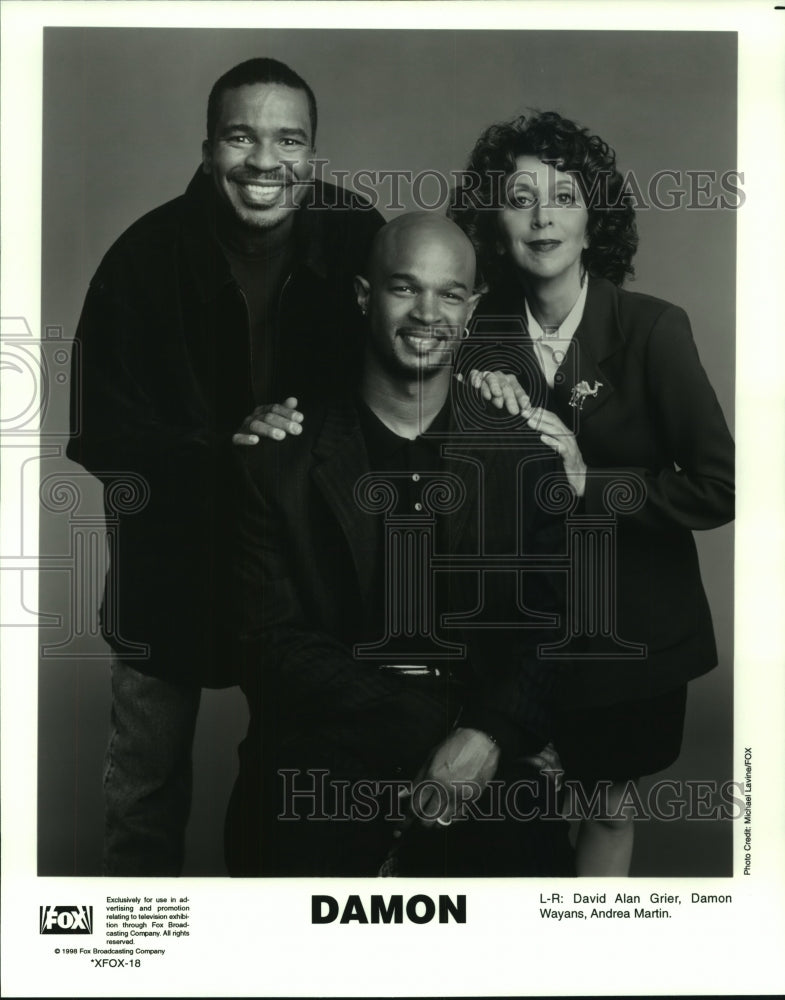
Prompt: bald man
<box><xmin>225</xmin><ymin>213</ymin><xmax>574</xmax><ymax>877</ymax></box>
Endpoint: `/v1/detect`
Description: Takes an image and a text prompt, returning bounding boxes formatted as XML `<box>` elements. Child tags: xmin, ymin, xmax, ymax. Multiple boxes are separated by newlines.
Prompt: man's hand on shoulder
<box><xmin>413</xmin><ymin>726</ymin><xmax>500</xmax><ymax>828</ymax></box>
<box><xmin>233</xmin><ymin>397</ymin><xmax>304</xmax><ymax>445</ymax></box>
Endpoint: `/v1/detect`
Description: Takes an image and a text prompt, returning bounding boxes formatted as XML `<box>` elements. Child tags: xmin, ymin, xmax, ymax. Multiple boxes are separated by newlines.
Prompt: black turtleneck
<box><xmin>215</xmin><ymin>203</ymin><xmax>297</xmax><ymax>405</ymax></box>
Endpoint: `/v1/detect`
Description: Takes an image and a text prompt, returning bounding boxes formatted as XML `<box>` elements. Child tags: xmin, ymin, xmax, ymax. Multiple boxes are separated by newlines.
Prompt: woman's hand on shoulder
<box><xmin>469</xmin><ymin>370</ymin><xmax>587</xmax><ymax>497</ymax></box>
<box><xmin>525</xmin><ymin>406</ymin><xmax>587</xmax><ymax>497</ymax></box>
<box><xmin>469</xmin><ymin>369</ymin><xmax>530</xmax><ymax>415</ymax></box>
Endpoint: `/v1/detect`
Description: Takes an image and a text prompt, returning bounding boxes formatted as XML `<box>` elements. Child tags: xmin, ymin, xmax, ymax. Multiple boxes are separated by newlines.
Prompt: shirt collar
<box><xmin>356</xmin><ymin>395</ymin><xmax>450</xmax><ymax>462</ymax></box>
<box><xmin>524</xmin><ymin>276</ymin><xmax>588</xmax><ymax>345</ymax></box>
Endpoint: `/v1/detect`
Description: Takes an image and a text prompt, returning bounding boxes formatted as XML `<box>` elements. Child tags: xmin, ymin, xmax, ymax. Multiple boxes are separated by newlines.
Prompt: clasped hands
<box><xmin>470</xmin><ymin>369</ymin><xmax>587</xmax><ymax>498</ymax></box>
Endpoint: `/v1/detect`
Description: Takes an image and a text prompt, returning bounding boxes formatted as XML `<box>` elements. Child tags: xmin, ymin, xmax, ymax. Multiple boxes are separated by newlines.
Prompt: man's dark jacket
<box><xmin>226</xmin><ymin>387</ymin><xmax>569</xmax><ymax>874</ymax></box>
<box><xmin>67</xmin><ymin>169</ymin><xmax>383</xmax><ymax>685</ymax></box>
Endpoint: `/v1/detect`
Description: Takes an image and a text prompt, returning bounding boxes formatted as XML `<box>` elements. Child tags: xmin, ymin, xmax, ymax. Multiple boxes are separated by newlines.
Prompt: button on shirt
<box><xmin>357</xmin><ymin>397</ymin><xmax>451</xmax><ymax>514</ymax></box>
<box><xmin>356</xmin><ymin>397</ymin><xmax>452</xmax><ymax>653</ymax></box>
<box><xmin>524</xmin><ymin>278</ymin><xmax>588</xmax><ymax>388</ymax></box>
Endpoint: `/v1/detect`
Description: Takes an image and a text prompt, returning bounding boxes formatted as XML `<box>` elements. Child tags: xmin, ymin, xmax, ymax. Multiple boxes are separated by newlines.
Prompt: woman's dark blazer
<box><xmin>468</xmin><ymin>275</ymin><xmax>735</xmax><ymax>707</ymax></box>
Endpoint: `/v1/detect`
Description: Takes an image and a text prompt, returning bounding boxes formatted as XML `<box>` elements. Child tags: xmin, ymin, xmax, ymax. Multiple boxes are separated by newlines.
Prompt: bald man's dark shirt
<box><xmin>357</xmin><ymin>396</ymin><xmax>454</xmax><ymax>655</ymax></box>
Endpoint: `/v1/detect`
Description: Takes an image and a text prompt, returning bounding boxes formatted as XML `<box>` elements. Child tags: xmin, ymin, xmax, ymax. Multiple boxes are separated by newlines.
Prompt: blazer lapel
<box><xmin>552</xmin><ymin>276</ymin><xmax>623</xmax><ymax>423</ymax></box>
<box><xmin>311</xmin><ymin>401</ymin><xmax>378</xmax><ymax>619</ymax></box>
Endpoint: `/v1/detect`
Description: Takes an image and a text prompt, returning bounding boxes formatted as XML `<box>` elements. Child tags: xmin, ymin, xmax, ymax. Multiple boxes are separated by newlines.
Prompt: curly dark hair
<box><xmin>450</xmin><ymin>110</ymin><xmax>638</xmax><ymax>288</ymax></box>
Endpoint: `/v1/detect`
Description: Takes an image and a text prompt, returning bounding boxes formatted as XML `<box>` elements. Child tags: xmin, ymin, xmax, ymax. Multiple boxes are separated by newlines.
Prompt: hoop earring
<box><xmin>461</xmin><ymin>326</ymin><xmax>471</xmax><ymax>340</ymax></box>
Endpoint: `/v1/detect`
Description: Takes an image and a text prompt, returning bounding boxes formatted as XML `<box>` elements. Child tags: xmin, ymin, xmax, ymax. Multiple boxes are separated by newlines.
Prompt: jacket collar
<box><xmin>474</xmin><ymin>275</ymin><xmax>626</xmax><ymax>421</ymax></box>
<box><xmin>180</xmin><ymin>167</ymin><xmax>333</xmax><ymax>302</ymax></box>
<box><xmin>574</xmin><ymin>275</ymin><xmax>626</xmax><ymax>363</ymax></box>
<box><xmin>550</xmin><ymin>275</ymin><xmax>624</xmax><ymax>421</ymax></box>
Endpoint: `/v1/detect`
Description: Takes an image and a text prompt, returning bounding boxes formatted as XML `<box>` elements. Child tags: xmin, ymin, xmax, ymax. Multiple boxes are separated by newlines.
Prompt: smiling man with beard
<box><xmin>226</xmin><ymin>212</ymin><xmax>575</xmax><ymax>877</ymax></box>
<box><xmin>67</xmin><ymin>57</ymin><xmax>382</xmax><ymax>876</ymax></box>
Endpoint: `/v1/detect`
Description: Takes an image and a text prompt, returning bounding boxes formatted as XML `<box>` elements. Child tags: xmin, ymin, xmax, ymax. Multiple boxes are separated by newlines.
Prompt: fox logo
<box><xmin>39</xmin><ymin>905</ymin><xmax>93</xmax><ymax>934</ymax></box>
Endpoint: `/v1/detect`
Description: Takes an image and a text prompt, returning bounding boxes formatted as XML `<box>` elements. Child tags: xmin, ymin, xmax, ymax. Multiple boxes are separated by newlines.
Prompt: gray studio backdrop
<box><xmin>38</xmin><ymin>27</ymin><xmax>736</xmax><ymax>875</ymax></box>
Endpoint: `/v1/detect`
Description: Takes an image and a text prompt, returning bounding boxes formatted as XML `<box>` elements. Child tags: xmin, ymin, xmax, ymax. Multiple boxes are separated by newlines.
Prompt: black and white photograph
<box><xmin>1</xmin><ymin>1</ymin><xmax>784</xmax><ymax>997</ymax></box>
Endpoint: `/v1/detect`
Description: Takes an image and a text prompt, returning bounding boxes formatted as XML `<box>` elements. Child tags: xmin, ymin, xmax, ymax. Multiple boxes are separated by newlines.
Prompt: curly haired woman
<box><xmin>451</xmin><ymin>111</ymin><xmax>735</xmax><ymax>875</ymax></box>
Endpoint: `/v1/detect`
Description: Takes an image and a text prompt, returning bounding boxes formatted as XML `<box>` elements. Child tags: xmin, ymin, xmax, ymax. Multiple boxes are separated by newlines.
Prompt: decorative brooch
<box><xmin>569</xmin><ymin>379</ymin><xmax>604</xmax><ymax>410</ymax></box>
